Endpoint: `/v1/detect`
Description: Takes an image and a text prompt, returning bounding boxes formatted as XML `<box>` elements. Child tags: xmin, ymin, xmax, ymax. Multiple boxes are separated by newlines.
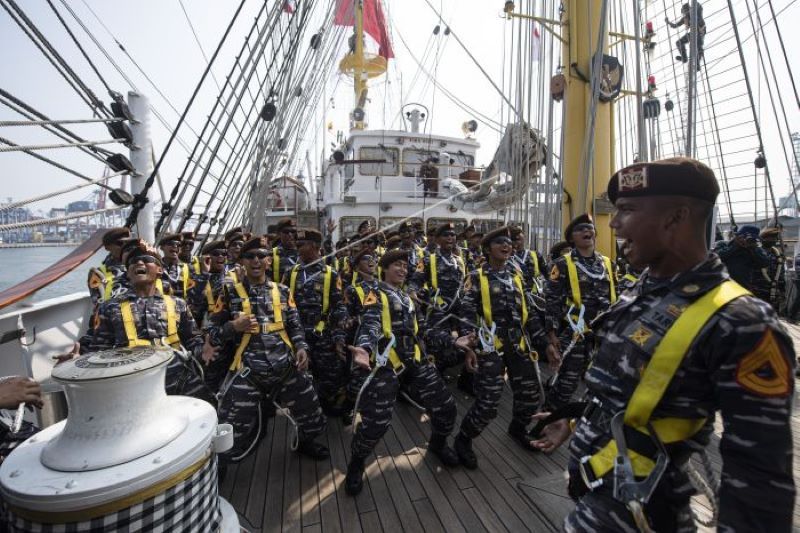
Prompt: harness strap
<box><xmin>120</xmin><ymin>296</ymin><xmax>180</xmax><ymax>348</ymax></box>
<box><xmin>181</xmin><ymin>263</ymin><xmax>190</xmax><ymax>296</ymax></box>
<box><xmin>272</xmin><ymin>248</ymin><xmax>281</xmax><ymax>283</ymax></box>
<box><xmin>289</xmin><ymin>265</ymin><xmax>332</xmax><ymax>334</ymax></box>
<box><xmin>477</xmin><ymin>266</ymin><xmax>528</xmax><ymax>351</ymax></box>
<box><xmin>564</xmin><ymin>253</ymin><xmax>617</xmax><ymax>307</ymax></box>
<box><xmin>230</xmin><ymin>281</ymin><xmax>294</xmax><ymax>371</ymax></box>
<box><xmin>530</xmin><ymin>250</ymin><xmax>540</xmax><ymax>278</ymax></box>
<box><xmin>379</xmin><ymin>291</ymin><xmax>420</xmax><ymax>369</ymax></box>
<box><xmin>99</xmin><ymin>265</ymin><xmax>114</xmax><ymax>301</ymax></box>
<box><xmin>204</xmin><ymin>281</ymin><xmax>215</xmax><ymax>306</ymax></box>
<box><xmin>586</xmin><ymin>280</ymin><xmax>750</xmax><ymax>480</ymax></box>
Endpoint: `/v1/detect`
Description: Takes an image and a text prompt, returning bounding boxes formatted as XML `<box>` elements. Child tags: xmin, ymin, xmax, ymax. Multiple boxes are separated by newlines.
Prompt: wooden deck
<box><xmin>220</xmin><ymin>322</ymin><xmax>800</xmax><ymax>532</ymax></box>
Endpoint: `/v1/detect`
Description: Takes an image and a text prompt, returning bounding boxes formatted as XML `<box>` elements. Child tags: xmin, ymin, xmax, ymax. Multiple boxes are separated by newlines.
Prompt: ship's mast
<box><xmin>560</xmin><ymin>1</ymin><xmax>615</xmax><ymax>257</ymax></box>
<box><xmin>338</xmin><ymin>0</ymin><xmax>387</xmax><ymax>131</ymax></box>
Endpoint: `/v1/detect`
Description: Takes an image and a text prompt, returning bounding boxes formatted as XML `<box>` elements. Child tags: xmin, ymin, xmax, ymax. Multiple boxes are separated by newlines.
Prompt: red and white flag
<box><xmin>283</xmin><ymin>0</ymin><xmax>296</xmax><ymax>14</ymax></box>
<box><xmin>334</xmin><ymin>0</ymin><xmax>394</xmax><ymax>59</ymax></box>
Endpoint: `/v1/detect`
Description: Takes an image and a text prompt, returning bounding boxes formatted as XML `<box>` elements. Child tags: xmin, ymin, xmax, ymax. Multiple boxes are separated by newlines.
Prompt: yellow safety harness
<box><xmin>564</xmin><ymin>253</ymin><xmax>617</xmax><ymax>308</ymax></box>
<box><xmin>229</xmin><ymin>281</ymin><xmax>294</xmax><ymax>370</ymax></box>
<box><xmin>379</xmin><ymin>290</ymin><xmax>421</xmax><ymax>371</ymax></box>
<box><xmin>585</xmin><ymin>280</ymin><xmax>750</xmax><ymax>480</ymax></box>
<box><xmin>191</xmin><ymin>256</ymin><xmax>201</xmax><ymax>275</ymax></box>
<box><xmin>120</xmin><ymin>296</ymin><xmax>180</xmax><ymax>348</ymax></box>
<box><xmin>623</xmin><ymin>273</ymin><xmax>639</xmax><ymax>284</ymax></box>
<box><xmin>477</xmin><ymin>266</ymin><xmax>529</xmax><ymax>351</ymax></box>
<box><xmin>204</xmin><ymin>280</ymin><xmax>215</xmax><ymax>307</ymax></box>
<box><xmin>428</xmin><ymin>252</ymin><xmax>466</xmax><ymax>306</ymax></box>
<box><xmin>98</xmin><ymin>265</ymin><xmax>115</xmax><ymax>301</ymax></box>
<box><xmin>529</xmin><ymin>250</ymin><xmax>540</xmax><ymax>278</ymax></box>
<box><xmin>272</xmin><ymin>247</ymin><xmax>281</xmax><ymax>283</ymax></box>
<box><xmin>289</xmin><ymin>264</ymin><xmax>332</xmax><ymax>334</ymax></box>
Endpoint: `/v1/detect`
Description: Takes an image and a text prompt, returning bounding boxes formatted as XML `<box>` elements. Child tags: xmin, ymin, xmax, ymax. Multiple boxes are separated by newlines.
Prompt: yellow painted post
<box><xmin>560</xmin><ymin>1</ymin><xmax>615</xmax><ymax>258</ymax></box>
<box><xmin>353</xmin><ymin>0</ymin><xmax>366</xmax><ymax>130</ymax></box>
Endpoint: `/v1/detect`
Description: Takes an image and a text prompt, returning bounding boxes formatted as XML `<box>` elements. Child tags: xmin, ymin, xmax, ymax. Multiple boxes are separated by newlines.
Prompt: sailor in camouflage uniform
<box><xmin>409</xmin><ymin>223</ymin><xmax>467</xmax><ymax>376</ymax></box>
<box><xmin>283</xmin><ymin>228</ymin><xmax>349</xmax><ymax>415</ymax></box>
<box><xmin>533</xmin><ymin>157</ymin><xmax>795</xmax><ymax>532</ymax></box>
<box><xmin>544</xmin><ymin>213</ymin><xmax>617</xmax><ymax>409</ymax></box>
<box><xmin>754</xmin><ymin>226</ymin><xmax>786</xmax><ymax>310</ymax></box>
<box><xmin>158</xmin><ymin>233</ymin><xmax>192</xmax><ymax>299</ymax></box>
<box><xmin>87</xmin><ymin>227</ymin><xmax>131</xmax><ymax>306</ymax></box>
<box><xmin>454</xmin><ymin>227</ymin><xmax>551</xmax><ymax>465</ymax></box>
<box><xmin>510</xmin><ymin>227</ymin><xmax>545</xmax><ymax>294</ymax></box>
<box><xmin>269</xmin><ymin>218</ymin><xmax>300</xmax><ymax>284</ymax></box>
<box><xmin>224</xmin><ymin>227</ymin><xmax>247</xmax><ymax>273</ymax></box>
<box><xmin>398</xmin><ymin>221</ymin><xmax>425</xmax><ymax>273</ymax></box>
<box><xmin>79</xmin><ymin>240</ymin><xmax>209</xmax><ymax>401</ymax></box>
<box><xmin>209</xmin><ymin>237</ymin><xmax>328</xmax><ymax>462</ymax></box>
<box><xmin>186</xmin><ymin>239</ymin><xmax>232</xmax><ymax>392</ymax></box>
<box><xmin>344</xmin><ymin>250</ymin><xmax>460</xmax><ymax>496</ymax></box>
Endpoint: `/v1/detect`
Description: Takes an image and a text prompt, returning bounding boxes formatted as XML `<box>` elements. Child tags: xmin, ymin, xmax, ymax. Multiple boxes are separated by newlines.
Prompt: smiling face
<box><xmin>610</xmin><ymin>197</ymin><xmax>667</xmax><ymax>269</ymax></box>
<box><xmin>512</xmin><ymin>232</ymin><xmax>525</xmax><ymax>252</ymax></box>
<box><xmin>227</xmin><ymin>240</ymin><xmax>244</xmax><ymax>261</ymax></box>
<box><xmin>357</xmin><ymin>254</ymin><xmax>377</xmax><ymax>276</ymax></box>
<box><xmin>208</xmin><ymin>249</ymin><xmax>227</xmax><ymax>272</ymax></box>
<box><xmin>383</xmin><ymin>259</ymin><xmax>408</xmax><ymax>286</ymax></box>
<box><xmin>486</xmin><ymin>236</ymin><xmax>513</xmax><ymax>263</ymax></box>
<box><xmin>280</xmin><ymin>228</ymin><xmax>297</xmax><ymax>249</ymax></box>
<box><xmin>297</xmin><ymin>239</ymin><xmax>320</xmax><ymax>262</ymax></box>
<box><xmin>126</xmin><ymin>255</ymin><xmax>162</xmax><ymax>286</ymax></box>
<box><xmin>242</xmin><ymin>248</ymin><xmax>271</xmax><ymax>282</ymax></box>
<box><xmin>160</xmin><ymin>240</ymin><xmax>180</xmax><ymax>262</ymax></box>
<box><xmin>436</xmin><ymin>230</ymin><xmax>456</xmax><ymax>252</ymax></box>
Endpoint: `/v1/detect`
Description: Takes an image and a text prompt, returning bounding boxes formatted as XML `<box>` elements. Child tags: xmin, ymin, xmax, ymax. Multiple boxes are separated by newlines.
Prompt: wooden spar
<box><xmin>561</xmin><ymin>0</ymin><xmax>615</xmax><ymax>257</ymax></box>
<box><xmin>0</xmin><ymin>229</ymin><xmax>105</xmax><ymax>311</ymax></box>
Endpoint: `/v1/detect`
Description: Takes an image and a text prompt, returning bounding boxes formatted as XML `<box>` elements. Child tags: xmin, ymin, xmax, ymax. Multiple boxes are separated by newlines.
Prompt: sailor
<box><xmin>209</xmin><ymin>236</ymin><xmax>329</xmax><ymax>462</ymax></box>
<box><xmin>715</xmin><ymin>225</ymin><xmax>770</xmax><ymax>292</ymax></box>
<box><xmin>459</xmin><ymin>224</ymin><xmax>476</xmax><ymax>251</ymax></box>
<box><xmin>224</xmin><ymin>227</ymin><xmax>247</xmax><ymax>272</ymax></box>
<box><xmin>666</xmin><ymin>2</ymin><xmax>705</xmax><ymax>68</ymax></box>
<box><xmin>618</xmin><ymin>263</ymin><xmax>644</xmax><ymax>293</ymax></box>
<box><xmin>414</xmin><ymin>222</ymin><xmax>426</xmax><ymax>247</ymax></box>
<box><xmin>158</xmin><ymin>233</ymin><xmax>192</xmax><ymax>299</ymax></box>
<box><xmin>465</xmin><ymin>231</ymin><xmax>484</xmax><ymax>272</ymax></box>
<box><xmin>532</xmin><ymin>157</ymin><xmax>795</xmax><ymax>532</ymax></box>
<box><xmin>356</xmin><ymin>219</ymin><xmax>373</xmax><ymax>239</ymax></box>
<box><xmin>341</xmin><ymin>248</ymin><xmax>381</xmax><ymax>424</ymax></box>
<box><xmin>345</xmin><ymin>250</ymin><xmax>460</xmax><ymax>495</ymax></box>
<box><xmin>544</xmin><ymin>213</ymin><xmax>617</xmax><ymax>409</ymax></box>
<box><xmin>510</xmin><ymin>226</ymin><xmax>545</xmax><ymax>293</ymax></box>
<box><xmin>79</xmin><ymin>240</ymin><xmax>209</xmax><ymax>401</ymax></box>
<box><xmin>185</xmin><ymin>239</ymin><xmax>232</xmax><ymax>392</ymax></box>
<box><xmin>384</xmin><ymin>234</ymin><xmax>402</xmax><ymax>251</ymax></box>
<box><xmin>398</xmin><ymin>221</ymin><xmax>425</xmax><ymax>273</ymax></box>
<box><xmin>269</xmin><ymin>218</ymin><xmax>300</xmax><ymax>284</ymax></box>
<box><xmin>455</xmin><ymin>227</ymin><xmax>550</xmax><ymax>462</ymax></box>
<box><xmin>409</xmin><ymin>222</ymin><xmax>467</xmax><ymax>378</ymax></box>
<box><xmin>425</xmin><ymin>226</ymin><xmax>438</xmax><ymax>254</ymax></box>
<box><xmin>87</xmin><ymin>227</ymin><xmax>131</xmax><ymax>306</ymax></box>
<box><xmin>754</xmin><ymin>226</ymin><xmax>786</xmax><ymax>310</ymax></box>
<box><xmin>283</xmin><ymin>228</ymin><xmax>349</xmax><ymax>415</ymax></box>
<box><xmin>0</xmin><ymin>376</ymin><xmax>42</xmax><ymax>465</ymax></box>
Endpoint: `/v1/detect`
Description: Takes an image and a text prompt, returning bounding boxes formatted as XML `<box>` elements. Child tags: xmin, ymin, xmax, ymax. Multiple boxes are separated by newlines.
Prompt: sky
<box><xmin>0</xmin><ymin>0</ymin><xmax>798</xmax><ymax>221</ymax></box>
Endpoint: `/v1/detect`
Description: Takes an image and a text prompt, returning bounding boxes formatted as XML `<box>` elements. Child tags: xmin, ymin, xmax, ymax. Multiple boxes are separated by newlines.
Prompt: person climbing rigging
<box><xmin>666</xmin><ymin>2</ymin><xmax>705</xmax><ymax>68</ymax></box>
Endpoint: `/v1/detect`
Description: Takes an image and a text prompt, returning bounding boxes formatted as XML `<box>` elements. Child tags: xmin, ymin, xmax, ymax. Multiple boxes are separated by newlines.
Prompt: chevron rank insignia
<box><xmin>363</xmin><ymin>291</ymin><xmax>378</xmax><ymax>306</ymax></box>
<box><xmin>629</xmin><ymin>325</ymin><xmax>653</xmax><ymax>347</ymax></box>
<box><xmin>736</xmin><ymin>330</ymin><xmax>792</xmax><ymax>397</ymax></box>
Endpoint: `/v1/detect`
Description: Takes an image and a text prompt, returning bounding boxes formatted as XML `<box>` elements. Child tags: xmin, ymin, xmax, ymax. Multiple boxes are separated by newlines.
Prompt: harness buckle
<box><xmin>239</xmin><ymin>366</ymin><xmax>251</xmax><ymax>379</ymax></box>
<box><xmin>578</xmin><ymin>455</ymin><xmax>605</xmax><ymax>490</ymax></box>
<box><xmin>477</xmin><ymin>321</ymin><xmax>497</xmax><ymax>354</ymax></box>
<box><xmin>392</xmin><ymin>361</ymin><xmax>406</xmax><ymax>376</ymax></box>
<box><xmin>375</xmin><ymin>333</ymin><xmax>396</xmax><ymax>367</ymax></box>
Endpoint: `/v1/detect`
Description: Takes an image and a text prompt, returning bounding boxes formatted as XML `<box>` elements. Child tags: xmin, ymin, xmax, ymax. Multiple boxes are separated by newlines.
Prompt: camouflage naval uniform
<box><xmin>564</xmin><ymin>255</ymin><xmax>795</xmax><ymax>532</ymax></box>
<box><xmin>753</xmin><ymin>243</ymin><xmax>785</xmax><ymax>310</ymax></box>
<box><xmin>457</xmin><ymin>263</ymin><xmax>547</xmax><ymax>440</ymax></box>
<box><xmin>409</xmin><ymin>248</ymin><xmax>467</xmax><ymax>373</ymax></box>
<box><xmin>351</xmin><ymin>282</ymin><xmax>457</xmax><ymax>459</ymax></box>
<box><xmin>269</xmin><ymin>244</ymin><xmax>299</xmax><ymax>284</ymax></box>
<box><xmin>78</xmin><ymin>293</ymin><xmax>209</xmax><ymax>401</ymax></box>
<box><xmin>511</xmin><ymin>248</ymin><xmax>545</xmax><ymax>294</ymax></box>
<box><xmin>187</xmin><ymin>269</ymin><xmax>230</xmax><ymax>391</ymax></box>
<box><xmin>87</xmin><ymin>254</ymin><xmax>129</xmax><ymax>307</ymax></box>
<box><xmin>161</xmin><ymin>260</ymin><xmax>192</xmax><ymax>299</ymax></box>
<box><xmin>209</xmin><ymin>278</ymin><xmax>325</xmax><ymax>461</ymax></box>
<box><xmin>545</xmin><ymin>248</ymin><xmax>616</xmax><ymax>408</ymax></box>
<box><xmin>284</xmin><ymin>262</ymin><xmax>349</xmax><ymax>413</ymax></box>
<box><xmin>343</xmin><ymin>275</ymin><xmax>380</xmax><ymax>413</ymax></box>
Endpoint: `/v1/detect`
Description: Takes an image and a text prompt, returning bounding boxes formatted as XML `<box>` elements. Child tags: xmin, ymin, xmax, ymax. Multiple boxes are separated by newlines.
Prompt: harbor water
<box><xmin>0</xmin><ymin>246</ymin><xmax>104</xmax><ymax>308</ymax></box>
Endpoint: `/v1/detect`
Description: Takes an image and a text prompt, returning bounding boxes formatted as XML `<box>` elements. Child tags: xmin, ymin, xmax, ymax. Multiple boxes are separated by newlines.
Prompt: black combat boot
<box><xmin>345</xmin><ymin>455</ymin><xmax>366</xmax><ymax>496</ymax></box>
<box><xmin>296</xmin><ymin>439</ymin><xmax>330</xmax><ymax>460</ymax></box>
<box><xmin>428</xmin><ymin>433</ymin><xmax>460</xmax><ymax>467</ymax></box>
<box><xmin>454</xmin><ymin>433</ymin><xmax>478</xmax><ymax>470</ymax></box>
<box><xmin>508</xmin><ymin>420</ymin><xmax>537</xmax><ymax>452</ymax></box>
<box><xmin>456</xmin><ymin>370</ymin><xmax>475</xmax><ymax>396</ymax></box>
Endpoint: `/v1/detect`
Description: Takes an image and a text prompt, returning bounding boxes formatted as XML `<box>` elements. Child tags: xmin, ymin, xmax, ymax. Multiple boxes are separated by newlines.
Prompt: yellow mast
<box><xmin>561</xmin><ymin>0</ymin><xmax>615</xmax><ymax>257</ymax></box>
<box><xmin>338</xmin><ymin>0</ymin><xmax>387</xmax><ymax>131</ymax></box>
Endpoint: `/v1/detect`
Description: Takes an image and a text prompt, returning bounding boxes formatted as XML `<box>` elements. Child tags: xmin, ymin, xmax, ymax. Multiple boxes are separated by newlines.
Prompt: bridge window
<box><xmin>359</xmin><ymin>147</ymin><xmax>399</xmax><ymax>176</ymax></box>
<box><xmin>402</xmin><ymin>149</ymin><xmax>438</xmax><ymax>177</ymax></box>
<box><xmin>339</xmin><ymin>216</ymin><xmax>376</xmax><ymax>238</ymax></box>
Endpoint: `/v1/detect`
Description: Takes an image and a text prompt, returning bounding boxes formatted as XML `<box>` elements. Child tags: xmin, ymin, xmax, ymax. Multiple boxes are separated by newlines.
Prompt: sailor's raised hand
<box><xmin>0</xmin><ymin>377</ymin><xmax>42</xmax><ymax>409</ymax></box>
<box><xmin>232</xmin><ymin>313</ymin><xmax>258</xmax><ymax>333</ymax></box>
<box><xmin>52</xmin><ymin>341</ymin><xmax>80</xmax><ymax>367</ymax></box>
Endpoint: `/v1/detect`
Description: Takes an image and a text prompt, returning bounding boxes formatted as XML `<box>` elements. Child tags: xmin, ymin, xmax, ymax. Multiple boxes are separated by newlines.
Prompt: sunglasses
<box><xmin>242</xmin><ymin>251</ymin><xmax>269</xmax><ymax>260</ymax></box>
<box><xmin>127</xmin><ymin>255</ymin><xmax>159</xmax><ymax>267</ymax></box>
<box><xmin>573</xmin><ymin>223</ymin><xmax>595</xmax><ymax>232</ymax></box>
<box><xmin>491</xmin><ymin>237</ymin><xmax>513</xmax><ymax>246</ymax></box>
<box><xmin>161</xmin><ymin>240</ymin><xmax>181</xmax><ymax>247</ymax></box>
<box><xmin>209</xmin><ymin>250</ymin><xmax>227</xmax><ymax>257</ymax></box>
<box><xmin>358</xmin><ymin>255</ymin><xmax>376</xmax><ymax>263</ymax></box>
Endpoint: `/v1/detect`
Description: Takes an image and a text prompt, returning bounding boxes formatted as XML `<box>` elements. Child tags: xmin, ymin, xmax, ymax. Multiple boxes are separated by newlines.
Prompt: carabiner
<box><xmin>478</xmin><ymin>321</ymin><xmax>497</xmax><ymax>353</ymax></box>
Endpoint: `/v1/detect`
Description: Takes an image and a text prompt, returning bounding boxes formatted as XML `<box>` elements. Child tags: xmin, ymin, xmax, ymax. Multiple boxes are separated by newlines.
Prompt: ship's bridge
<box><xmin>323</xmin><ymin>129</ymin><xmax>480</xmax><ymax>206</ymax></box>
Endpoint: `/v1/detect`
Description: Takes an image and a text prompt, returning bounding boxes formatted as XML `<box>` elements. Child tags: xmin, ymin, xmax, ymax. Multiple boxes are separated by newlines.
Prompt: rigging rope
<box><xmin>0</xmin><ymin>118</ymin><xmax>121</xmax><ymax>127</ymax></box>
<box><xmin>0</xmin><ymin>171</ymin><xmax>125</xmax><ymax>212</ymax></box>
<box><xmin>0</xmin><ymin>207</ymin><xmax>124</xmax><ymax>232</ymax></box>
<box><xmin>0</xmin><ymin>139</ymin><xmax>123</xmax><ymax>153</ymax></box>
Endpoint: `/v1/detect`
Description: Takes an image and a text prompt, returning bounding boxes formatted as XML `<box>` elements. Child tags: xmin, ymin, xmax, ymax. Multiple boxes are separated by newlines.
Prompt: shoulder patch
<box><xmin>735</xmin><ymin>329</ymin><xmax>793</xmax><ymax>397</ymax></box>
<box><xmin>212</xmin><ymin>295</ymin><xmax>224</xmax><ymax>313</ymax></box>
<box><xmin>549</xmin><ymin>264</ymin><xmax>560</xmax><ymax>281</ymax></box>
<box><xmin>88</xmin><ymin>270</ymin><xmax>104</xmax><ymax>289</ymax></box>
<box><xmin>416</xmin><ymin>258</ymin><xmax>425</xmax><ymax>272</ymax></box>
<box><xmin>363</xmin><ymin>290</ymin><xmax>378</xmax><ymax>306</ymax></box>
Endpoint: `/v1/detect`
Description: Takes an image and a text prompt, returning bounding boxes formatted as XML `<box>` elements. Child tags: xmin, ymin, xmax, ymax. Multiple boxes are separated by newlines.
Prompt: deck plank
<box><xmin>324</xmin><ymin>419</ymin><xmax>362</xmax><ymax>533</ymax></box>
<box><xmin>372</xmin><ymin>437</ymin><xmax>421</xmax><ymax>531</ymax></box>
<box><xmin>281</xmin><ymin>416</ymin><xmax>303</xmax><ymax>533</ymax></box>
<box><xmin>263</xmin><ymin>415</ymin><xmax>288</xmax><ymax>533</ymax></box>
<box><xmin>245</xmin><ymin>413</ymin><xmax>276</xmax><ymax>527</ymax></box>
<box><xmin>412</xmin><ymin>498</ymin><xmax>447</xmax><ymax>533</ymax></box>
<box><xmin>314</xmin><ymin>425</ymin><xmax>343</xmax><ymax>533</ymax></box>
